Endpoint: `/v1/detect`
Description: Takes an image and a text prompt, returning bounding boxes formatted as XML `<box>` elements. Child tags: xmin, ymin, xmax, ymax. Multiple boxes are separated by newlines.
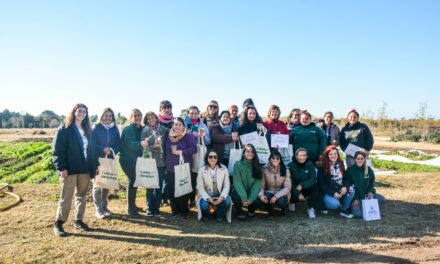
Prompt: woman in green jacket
<box><xmin>288</xmin><ymin>148</ymin><xmax>320</xmax><ymax>219</ymax></box>
<box><xmin>346</xmin><ymin>151</ymin><xmax>385</xmax><ymax>218</ymax></box>
<box><xmin>231</xmin><ymin>144</ymin><xmax>263</xmax><ymax>220</ymax></box>
<box><xmin>120</xmin><ymin>109</ymin><xmax>149</xmax><ymax>217</ymax></box>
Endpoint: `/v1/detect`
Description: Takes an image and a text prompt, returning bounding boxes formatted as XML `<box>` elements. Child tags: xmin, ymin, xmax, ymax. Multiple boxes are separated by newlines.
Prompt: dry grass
<box><xmin>1</xmin><ymin>173</ymin><xmax>440</xmax><ymax>263</ymax></box>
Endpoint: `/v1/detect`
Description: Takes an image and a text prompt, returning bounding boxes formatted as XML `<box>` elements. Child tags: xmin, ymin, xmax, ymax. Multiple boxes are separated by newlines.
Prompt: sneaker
<box><xmin>247</xmin><ymin>212</ymin><xmax>255</xmax><ymax>217</ymax></box>
<box><xmin>236</xmin><ymin>214</ymin><xmax>246</xmax><ymax>221</ymax></box>
<box><xmin>307</xmin><ymin>208</ymin><xmax>316</xmax><ymax>219</ymax></box>
<box><xmin>73</xmin><ymin>220</ymin><xmax>90</xmax><ymax>231</ymax></box>
<box><xmin>282</xmin><ymin>209</ymin><xmax>288</xmax><ymax>217</ymax></box>
<box><xmin>146</xmin><ymin>211</ymin><xmax>154</xmax><ymax>217</ymax></box>
<box><xmin>53</xmin><ymin>220</ymin><xmax>66</xmax><ymax>237</ymax></box>
<box><xmin>154</xmin><ymin>213</ymin><xmax>164</xmax><ymax>219</ymax></box>
<box><xmin>340</xmin><ymin>209</ymin><xmax>354</xmax><ymax>219</ymax></box>
<box><xmin>103</xmin><ymin>208</ymin><xmax>112</xmax><ymax>217</ymax></box>
<box><xmin>183</xmin><ymin>214</ymin><xmax>189</xmax><ymax>219</ymax></box>
<box><xmin>320</xmin><ymin>210</ymin><xmax>328</xmax><ymax>215</ymax></box>
<box><xmin>216</xmin><ymin>217</ymin><xmax>223</xmax><ymax>222</ymax></box>
<box><xmin>95</xmin><ymin>211</ymin><xmax>106</xmax><ymax>219</ymax></box>
<box><xmin>201</xmin><ymin>216</ymin><xmax>209</xmax><ymax>221</ymax></box>
<box><xmin>289</xmin><ymin>203</ymin><xmax>296</xmax><ymax>212</ymax></box>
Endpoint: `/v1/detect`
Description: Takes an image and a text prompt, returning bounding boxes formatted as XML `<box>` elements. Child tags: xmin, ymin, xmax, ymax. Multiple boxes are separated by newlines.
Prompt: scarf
<box><xmin>102</xmin><ymin>121</ymin><xmax>115</xmax><ymax>130</ymax></box>
<box><xmin>168</xmin><ymin>127</ymin><xmax>187</xmax><ymax>143</ymax></box>
<box><xmin>268</xmin><ymin>163</ymin><xmax>280</xmax><ymax>174</ymax></box>
<box><xmin>185</xmin><ymin>117</ymin><xmax>201</xmax><ymax>133</ymax></box>
<box><xmin>145</xmin><ymin>123</ymin><xmax>162</xmax><ymax>136</ymax></box>
<box><xmin>220</xmin><ymin>122</ymin><xmax>233</xmax><ymax>135</ymax></box>
<box><xmin>330</xmin><ymin>163</ymin><xmax>343</xmax><ymax>186</ymax></box>
<box><xmin>158</xmin><ymin>112</ymin><xmax>173</xmax><ymax>124</ymax></box>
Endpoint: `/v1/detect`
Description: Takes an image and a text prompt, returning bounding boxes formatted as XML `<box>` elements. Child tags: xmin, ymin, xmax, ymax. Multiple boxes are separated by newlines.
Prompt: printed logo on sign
<box><xmin>140</xmin><ymin>170</ymin><xmax>154</xmax><ymax>178</ymax></box>
<box><xmin>368</xmin><ymin>206</ymin><xmax>378</xmax><ymax>214</ymax></box>
<box><xmin>256</xmin><ymin>147</ymin><xmax>269</xmax><ymax>154</ymax></box>
<box><xmin>101</xmin><ymin>171</ymin><xmax>118</xmax><ymax>180</ymax></box>
<box><xmin>179</xmin><ymin>177</ymin><xmax>189</xmax><ymax>187</ymax></box>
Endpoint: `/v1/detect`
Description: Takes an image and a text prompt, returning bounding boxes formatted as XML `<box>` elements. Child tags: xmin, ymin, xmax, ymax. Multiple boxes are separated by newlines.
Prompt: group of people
<box><xmin>51</xmin><ymin>99</ymin><xmax>385</xmax><ymax>237</ymax></box>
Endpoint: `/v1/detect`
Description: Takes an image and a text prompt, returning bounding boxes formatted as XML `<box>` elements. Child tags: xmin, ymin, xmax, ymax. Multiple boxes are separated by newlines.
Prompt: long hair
<box><xmin>267</xmin><ymin>105</ymin><xmax>281</xmax><ymax>119</ymax></box>
<box><xmin>204</xmin><ymin>149</ymin><xmax>221</xmax><ymax>168</ymax></box>
<box><xmin>321</xmin><ymin>145</ymin><xmax>345</xmax><ymax>175</ymax></box>
<box><xmin>354</xmin><ymin>151</ymin><xmax>369</xmax><ymax>176</ymax></box>
<box><xmin>240</xmin><ymin>105</ymin><xmax>261</xmax><ymax>126</ymax></box>
<box><xmin>126</xmin><ymin>108</ymin><xmax>142</xmax><ymax>125</ymax></box>
<box><xmin>143</xmin><ymin>111</ymin><xmax>159</xmax><ymax>126</ymax></box>
<box><xmin>64</xmin><ymin>103</ymin><xmax>92</xmax><ymax>137</ymax></box>
<box><xmin>98</xmin><ymin>107</ymin><xmax>115</xmax><ymax>125</ymax></box>
<box><xmin>241</xmin><ymin>144</ymin><xmax>262</xmax><ymax>180</ymax></box>
<box><xmin>268</xmin><ymin>150</ymin><xmax>287</xmax><ymax>177</ymax></box>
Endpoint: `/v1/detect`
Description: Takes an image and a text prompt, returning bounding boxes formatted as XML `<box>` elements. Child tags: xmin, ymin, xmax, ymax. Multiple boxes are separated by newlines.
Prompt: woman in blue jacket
<box><xmin>89</xmin><ymin>108</ymin><xmax>121</xmax><ymax>219</ymax></box>
<box><xmin>52</xmin><ymin>103</ymin><xmax>93</xmax><ymax>237</ymax></box>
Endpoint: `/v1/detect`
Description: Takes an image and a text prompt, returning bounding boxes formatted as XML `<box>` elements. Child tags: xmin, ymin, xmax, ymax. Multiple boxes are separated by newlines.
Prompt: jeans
<box><xmin>254</xmin><ymin>191</ymin><xmax>289</xmax><ymax>211</ymax></box>
<box><xmin>230</xmin><ymin>190</ymin><xmax>258</xmax><ymax>216</ymax></box>
<box><xmin>93</xmin><ymin>179</ymin><xmax>109</xmax><ymax>213</ymax></box>
<box><xmin>146</xmin><ymin>167</ymin><xmax>165</xmax><ymax>214</ymax></box>
<box><xmin>323</xmin><ymin>190</ymin><xmax>355</xmax><ymax>210</ymax></box>
<box><xmin>199</xmin><ymin>196</ymin><xmax>232</xmax><ymax>219</ymax></box>
<box><xmin>351</xmin><ymin>193</ymin><xmax>386</xmax><ymax>218</ymax></box>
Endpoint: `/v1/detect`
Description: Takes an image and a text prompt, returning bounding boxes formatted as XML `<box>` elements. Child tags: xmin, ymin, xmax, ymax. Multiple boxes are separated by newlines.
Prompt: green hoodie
<box><xmin>233</xmin><ymin>159</ymin><xmax>262</xmax><ymax>203</ymax></box>
<box><xmin>288</xmin><ymin>160</ymin><xmax>317</xmax><ymax>197</ymax></box>
<box><xmin>346</xmin><ymin>165</ymin><xmax>376</xmax><ymax>200</ymax></box>
<box><xmin>291</xmin><ymin>123</ymin><xmax>327</xmax><ymax>162</ymax></box>
<box><xmin>119</xmin><ymin>123</ymin><xmax>143</xmax><ymax>163</ymax></box>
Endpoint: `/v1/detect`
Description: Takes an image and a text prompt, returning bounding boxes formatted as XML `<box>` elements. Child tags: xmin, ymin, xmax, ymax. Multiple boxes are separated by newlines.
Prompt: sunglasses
<box><xmin>208</xmin><ymin>155</ymin><xmax>218</xmax><ymax>159</ymax></box>
<box><xmin>208</xmin><ymin>105</ymin><xmax>218</xmax><ymax>109</ymax></box>
<box><xmin>271</xmin><ymin>156</ymin><xmax>281</xmax><ymax>160</ymax></box>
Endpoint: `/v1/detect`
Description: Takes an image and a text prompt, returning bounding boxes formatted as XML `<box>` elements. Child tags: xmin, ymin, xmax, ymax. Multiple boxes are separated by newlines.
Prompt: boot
<box><xmin>127</xmin><ymin>188</ymin><xmax>140</xmax><ymax>217</ymax></box>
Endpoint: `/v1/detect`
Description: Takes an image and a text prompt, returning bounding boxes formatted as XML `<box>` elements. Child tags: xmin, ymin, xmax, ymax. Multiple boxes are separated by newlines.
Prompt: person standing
<box><xmin>317</xmin><ymin>111</ymin><xmax>341</xmax><ymax>146</ymax></box>
<box><xmin>158</xmin><ymin>100</ymin><xmax>174</xmax><ymax>129</ymax></box>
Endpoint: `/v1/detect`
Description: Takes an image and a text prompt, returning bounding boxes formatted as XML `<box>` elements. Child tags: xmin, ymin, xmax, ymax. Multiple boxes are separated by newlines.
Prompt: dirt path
<box><xmin>374</xmin><ymin>136</ymin><xmax>440</xmax><ymax>154</ymax></box>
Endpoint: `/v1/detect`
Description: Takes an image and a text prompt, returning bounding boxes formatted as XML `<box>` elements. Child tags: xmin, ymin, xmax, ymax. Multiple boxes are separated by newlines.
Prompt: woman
<box><xmin>288</xmin><ymin>148</ymin><xmax>320</xmax><ymax>219</ymax></box>
<box><xmin>340</xmin><ymin>109</ymin><xmax>374</xmax><ymax>168</ymax></box>
<box><xmin>287</xmin><ymin>108</ymin><xmax>301</xmax><ymax>131</ymax></box>
<box><xmin>346</xmin><ymin>151</ymin><xmax>385</xmax><ymax>219</ymax></box>
<box><xmin>164</xmin><ymin>117</ymin><xmax>197</xmax><ymax>218</ymax></box>
<box><xmin>196</xmin><ymin>150</ymin><xmax>232</xmax><ymax>222</ymax></box>
<box><xmin>140</xmin><ymin>111</ymin><xmax>169</xmax><ymax>217</ymax></box>
<box><xmin>120</xmin><ymin>109</ymin><xmax>148</xmax><ymax>217</ymax></box>
<box><xmin>238</xmin><ymin>105</ymin><xmax>270</xmax><ymax>141</ymax></box>
<box><xmin>317</xmin><ymin>145</ymin><xmax>354</xmax><ymax>218</ymax></box>
<box><xmin>317</xmin><ymin>111</ymin><xmax>341</xmax><ymax>147</ymax></box>
<box><xmin>239</xmin><ymin>98</ymin><xmax>263</xmax><ymax>124</ymax></box>
<box><xmin>228</xmin><ymin>104</ymin><xmax>241</xmax><ymax>129</ymax></box>
<box><xmin>52</xmin><ymin>103</ymin><xmax>93</xmax><ymax>237</ymax></box>
<box><xmin>230</xmin><ymin>144</ymin><xmax>263</xmax><ymax>220</ymax></box>
<box><xmin>264</xmin><ymin>105</ymin><xmax>289</xmax><ymax>135</ymax></box>
<box><xmin>158</xmin><ymin>100</ymin><xmax>174</xmax><ymax>129</ymax></box>
<box><xmin>89</xmin><ymin>108</ymin><xmax>121</xmax><ymax>219</ymax></box>
<box><xmin>290</xmin><ymin>110</ymin><xmax>327</xmax><ymax>165</ymax></box>
<box><xmin>256</xmin><ymin>151</ymin><xmax>291</xmax><ymax>216</ymax></box>
<box><xmin>201</xmin><ymin>100</ymin><xmax>220</xmax><ymax>128</ymax></box>
<box><xmin>209</xmin><ymin>110</ymin><xmax>239</xmax><ymax>166</ymax></box>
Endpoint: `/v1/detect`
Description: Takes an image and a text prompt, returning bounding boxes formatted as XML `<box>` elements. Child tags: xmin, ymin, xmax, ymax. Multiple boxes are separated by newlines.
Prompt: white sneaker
<box><xmin>95</xmin><ymin>211</ymin><xmax>106</xmax><ymax>219</ymax></box>
<box><xmin>308</xmin><ymin>208</ymin><xmax>316</xmax><ymax>219</ymax></box>
<box><xmin>320</xmin><ymin>210</ymin><xmax>328</xmax><ymax>215</ymax></box>
<box><xmin>289</xmin><ymin>203</ymin><xmax>296</xmax><ymax>212</ymax></box>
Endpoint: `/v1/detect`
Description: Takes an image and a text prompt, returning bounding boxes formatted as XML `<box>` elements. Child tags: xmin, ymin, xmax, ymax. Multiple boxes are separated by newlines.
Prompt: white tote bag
<box><xmin>192</xmin><ymin>136</ymin><xmax>207</xmax><ymax>173</ymax></box>
<box><xmin>134</xmin><ymin>155</ymin><xmax>160</xmax><ymax>188</ymax></box>
<box><xmin>95</xmin><ymin>149</ymin><xmax>119</xmax><ymax>191</ymax></box>
<box><xmin>255</xmin><ymin>130</ymin><xmax>271</xmax><ymax>165</ymax></box>
<box><xmin>362</xmin><ymin>198</ymin><xmax>381</xmax><ymax>221</ymax></box>
<box><xmin>228</xmin><ymin>142</ymin><xmax>242</xmax><ymax>175</ymax></box>
<box><xmin>280</xmin><ymin>144</ymin><xmax>294</xmax><ymax>165</ymax></box>
<box><xmin>174</xmin><ymin>153</ymin><xmax>193</xmax><ymax>197</ymax></box>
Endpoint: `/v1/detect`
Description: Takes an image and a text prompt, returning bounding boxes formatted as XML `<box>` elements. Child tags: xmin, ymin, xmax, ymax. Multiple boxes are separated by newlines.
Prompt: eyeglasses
<box><xmin>208</xmin><ymin>155</ymin><xmax>218</xmax><ymax>159</ymax></box>
<box><xmin>209</xmin><ymin>105</ymin><xmax>218</xmax><ymax>109</ymax></box>
<box><xmin>271</xmin><ymin>156</ymin><xmax>280</xmax><ymax>160</ymax></box>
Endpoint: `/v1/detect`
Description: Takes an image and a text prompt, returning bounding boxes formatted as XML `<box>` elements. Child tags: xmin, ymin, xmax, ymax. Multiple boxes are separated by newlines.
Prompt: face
<box><xmin>188</xmin><ymin>109</ymin><xmax>199</xmax><ymax>120</ymax></box>
<box><xmin>133</xmin><ymin>111</ymin><xmax>143</xmax><ymax>125</ymax></box>
<box><xmin>75</xmin><ymin>107</ymin><xmax>87</xmax><ymax>122</ymax></box>
<box><xmin>247</xmin><ymin>109</ymin><xmax>257</xmax><ymax>122</ymax></box>
<box><xmin>296</xmin><ymin>151</ymin><xmax>307</xmax><ymax>164</ymax></box>
<box><xmin>290</xmin><ymin>111</ymin><xmax>301</xmax><ymax>124</ymax></box>
<box><xmin>229</xmin><ymin>107</ymin><xmax>238</xmax><ymax>119</ymax></box>
<box><xmin>146</xmin><ymin>114</ymin><xmax>158</xmax><ymax>127</ymax></box>
<box><xmin>300</xmin><ymin>114</ymin><xmax>311</xmax><ymax>126</ymax></box>
<box><xmin>220</xmin><ymin>113</ymin><xmax>231</xmax><ymax>125</ymax></box>
<box><xmin>348</xmin><ymin>113</ymin><xmax>359</xmax><ymax>125</ymax></box>
<box><xmin>269</xmin><ymin>109</ymin><xmax>280</xmax><ymax>120</ymax></box>
<box><xmin>328</xmin><ymin>149</ymin><xmax>338</xmax><ymax>163</ymax></box>
<box><xmin>324</xmin><ymin>113</ymin><xmax>333</xmax><ymax>125</ymax></box>
<box><xmin>355</xmin><ymin>154</ymin><xmax>366</xmax><ymax>167</ymax></box>
<box><xmin>101</xmin><ymin>111</ymin><xmax>113</xmax><ymax>124</ymax></box>
<box><xmin>244</xmin><ymin>147</ymin><xmax>255</xmax><ymax>160</ymax></box>
<box><xmin>270</xmin><ymin>155</ymin><xmax>281</xmax><ymax>166</ymax></box>
<box><xmin>208</xmin><ymin>103</ymin><xmax>218</xmax><ymax>116</ymax></box>
<box><xmin>207</xmin><ymin>152</ymin><xmax>218</xmax><ymax>167</ymax></box>
<box><xmin>161</xmin><ymin>107</ymin><xmax>172</xmax><ymax>115</ymax></box>
<box><xmin>173</xmin><ymin>120</ymin><xmax>184</xmax><ymax>132</ymax></box>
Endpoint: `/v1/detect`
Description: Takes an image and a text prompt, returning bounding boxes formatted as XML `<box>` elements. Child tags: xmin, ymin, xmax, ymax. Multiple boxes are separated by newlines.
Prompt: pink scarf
<box><xmin>158</xmin><ymin>113</ymin><xmax>173</xmax><ymax>124</ymax></box>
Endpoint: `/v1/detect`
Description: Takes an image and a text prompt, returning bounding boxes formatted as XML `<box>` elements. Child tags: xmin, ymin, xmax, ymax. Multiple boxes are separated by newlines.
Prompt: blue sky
<box><xmin>1</xmin><ymin>1</ymin><xmax>439</xmax><ymax>118</ymax></box>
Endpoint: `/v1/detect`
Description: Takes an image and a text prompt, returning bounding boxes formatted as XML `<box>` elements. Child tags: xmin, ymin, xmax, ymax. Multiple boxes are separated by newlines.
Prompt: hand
<box><xmin>96</xmin><ymin>169</ymin><xmax>99</xmax><ymax>175</ymax></box>
<box><xmin>352</xmin><ymin>200</ymin><xmax>360</xmax><ymax>206</ymax></box>
<box><xmin>199</xmin><ymin>131</ymin><xmax>206</xmax><ymax>138</ymax></box>
<box><xmin>103</xmin><ymin>148</ymin><xmax>111</xmax><ymax>156</ymax></box>
<box><xmin>141</xmin><ymin>139</ymin><xmax>149</xmax><ymax>148</ymax></box>
<box><xmin>244</xmin><ymin>200</ymin><xmax>251</xmax><ymax>206</ymax></box>
<box><xmin>367</xmin><ymin>192</ymin><xmax>374</xmax><ymax>198</ymax></box>
<box><xmin>60</xmin><ymin>170</ymin><xmax>68</xmax><ymax>178</ymax></box>
<box><xmin>214</xmin><ymin>197</ymin><xmax>225</xmax><ymax>205</ymax></box>
<box><xmin>257</xmin><ymin>123</ymin><xmax>263</xmax><ymax>130</ymax></box>
<box><xmin>208</xmin><ymin>198</ymin><xmax>215</xmax><ymax>204</ymax></box>
<box><xmin>153</xmin><ymin>142</ymin><xmax>161</xmax><ymax>149</ymax></box>
<box><xmin>172</xmin><ymin>149</ymin><xmax>182</xmax><ymax>156</ymax></box>
<box><xmin>296</xmin><ymin>185</ymin><xmax>302</xmax><ymax>191</ymax></box>
<box><xmin>334</xmin><ymin>192</ymin><xmax>342</xmax><ymax>199</ymax></box>
<box><xmin>232</xmin><ymin>134</ymin><xmax>239</xmax><ymax>141</ymax></box>
<box><xmin>298</xmin><ymin>194</ymin><xmax>305</xmax><ymax>201</ymax></box>
<box><xmin>270</xmin><ymin>196</ymin><xmax>277</xmax><ymax>205</ymax></box>
<box><xmin>259</xmin><ymin>196</ymin><xmax>269</xmax><ymax>204</ymax></box>
<box><xmin>340</xmin><ymin>187</ymin><xmax>347</xmax><ymax>195</ymax></box>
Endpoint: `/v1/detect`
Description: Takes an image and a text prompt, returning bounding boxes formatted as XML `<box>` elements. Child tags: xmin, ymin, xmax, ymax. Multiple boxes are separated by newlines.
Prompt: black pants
<box><xmin>166</xmin><ymin>171</ymin><xmax>189</xmax><ymax>215</ymax></box>
<box><xmin>230</xmin><ymin>190</ymin><xmax>258</xmax><ymax>216</ymax></box>
<box><xmin>189</xmin><ymin>171</ymin><xmax>198</xmax><ymax>202</ymax></box>
<box><xmin>120</xmin><ymin>160</ymin><xmax>136</xmax><ymax>189</ymax></box>
<box><xmin>290</xmin><ymin>184</ymin><xmax>320</xmax><ymax>210</ymax></box>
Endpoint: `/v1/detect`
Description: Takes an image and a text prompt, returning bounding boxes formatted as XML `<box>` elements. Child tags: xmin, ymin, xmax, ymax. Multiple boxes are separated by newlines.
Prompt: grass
<box><xmin>371</xmin><ymin>158</ymin><xmax>440</xmax><ymax>173</ymax></box>
<box><xmin>381</xmin><ymin>150</ymin><xmax>437</xmax><ymax>161</ymax></box>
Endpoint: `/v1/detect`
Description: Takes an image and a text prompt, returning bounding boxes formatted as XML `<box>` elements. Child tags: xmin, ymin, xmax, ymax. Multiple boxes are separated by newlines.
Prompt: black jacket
<box><xmin>52</xmin><ymin>124</ymin><xmax>93</xmax><ymax>177</ymax></box>
<box><xmin>317</xmin><ymin>167</ymin><xmax>350</xmax><ymax>197</ymax></box>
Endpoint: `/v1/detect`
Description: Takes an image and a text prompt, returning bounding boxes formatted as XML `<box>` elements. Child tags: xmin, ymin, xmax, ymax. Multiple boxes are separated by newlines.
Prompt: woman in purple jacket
<box><xmin>164</xmin><ymin>117</ymin><xmax>197</xmax><ymax>218</ymax></box>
